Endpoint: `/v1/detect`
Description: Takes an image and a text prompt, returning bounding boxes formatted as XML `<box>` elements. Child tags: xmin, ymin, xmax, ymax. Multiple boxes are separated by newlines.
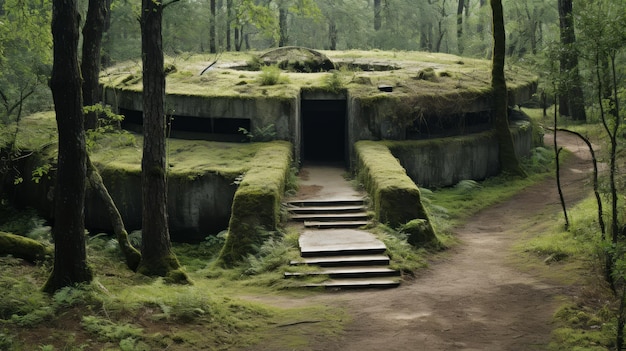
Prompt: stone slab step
<box><xmin>299</xmin><ymin>229</ymin><xmax>387</xmax><ymax>257</ymax></box>
<box><xmin>290</xmin><ymin>254</ymin><xmax>390</xmax><ymax>267</ymax></box>
<box><xmin>304</xmin><ymin>220</ymin><xmax>370</xmax><ymax>229</ymax></box>
<box><xmin>304</xmin><ymin>278</ymin><xmax>401</xmax><ymax>289</ymax></box>
<box><xmin>291</xmin><ymin>212</ymin><xmax>370</xmax><ymax>221</ymax></box>
<box><xmin>286</xmin><ymin>198</ymin><xmax>366</xmax><ymax>207</ymax></box>
<box><xmin>286</xmin><ymin>205</ymin><xmax>367</xmax><ymax>214</ymax></box>
<box><xmin>284</xmin><ymin>266</ymin><xmax>400</xmax><ymax>279</ymax></box>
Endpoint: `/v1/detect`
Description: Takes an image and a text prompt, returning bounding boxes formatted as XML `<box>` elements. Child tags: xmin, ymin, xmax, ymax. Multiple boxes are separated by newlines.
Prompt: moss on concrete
<box><xmin>355</xmin><ymin>141</ymin><xmax>436</xmax><ymax>241</ymax></box>
<box><xmin>218</xmin><ymin>141</ymin><xmax>292</xmax><ymax>267</ymax></box>
<box><xmin>101</xmin><ymin>50</ymin><xmax>537</xmax><ymax>106</ymax></box>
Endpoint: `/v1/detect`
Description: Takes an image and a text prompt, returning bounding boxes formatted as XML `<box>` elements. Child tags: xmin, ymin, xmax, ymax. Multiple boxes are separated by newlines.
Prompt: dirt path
<box><xmin>251</xmin><ymin>133</ymin><xmax>594</xmax><ymax>351</ymax></box>
<box><xmin>314</xmin><ymin>133</ymin><xmax>594</xmax><ymax>351</ymax></box>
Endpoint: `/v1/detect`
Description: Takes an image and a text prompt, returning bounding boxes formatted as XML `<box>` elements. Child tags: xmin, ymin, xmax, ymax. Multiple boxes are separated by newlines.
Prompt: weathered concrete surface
<box><xmin>84</xmin><ymin>172</ymin><xmax>237</xmax><ymax>241</ymax></box>
<box><xmin>390</xmin><ymin>120</ymin><xmax>533</xmax><ymax>188</ymax></box>
<box><xmin>299</xmin><ymin>229</ymin><xmax>386</xmax><ymax>257</ymax></box>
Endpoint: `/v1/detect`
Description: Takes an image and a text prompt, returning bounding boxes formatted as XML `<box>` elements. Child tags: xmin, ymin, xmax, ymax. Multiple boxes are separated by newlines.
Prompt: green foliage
<box><xmin>373</xmin><ymin>225</ymin><xmax>428</xmax><ymax>274</ymax></box>
<box><xmin>243</xmin><ymin>234</ymin><xmax>300</xmax><ymax>276</ymax></box>
<box><xmin>257</xmin><ymin>65</ymin><xmax>286</xmax><ymax>86</ymax></box>
<box><xmin>238</xmin><ymin>123</ymin><xmax>277</xmax><ymax>142</ymax></box>
<box><xmin>0</xmin><ymin>273</ymin><xmax>49</xmax><ymax>321</ymax></box>
<box><xmin>81</xmin><ymin>315</ymin><xmax>143</xmax><ymax>342</ymax></box>
<box><xmin>0</xmin><ymin>204</ymin><xmax>47</xmax><ymax>237</ymax></box>
<box><xmin>321</xmin><ymin>71</ymin><xmax>345</xmax><ymax>93</ymax></box>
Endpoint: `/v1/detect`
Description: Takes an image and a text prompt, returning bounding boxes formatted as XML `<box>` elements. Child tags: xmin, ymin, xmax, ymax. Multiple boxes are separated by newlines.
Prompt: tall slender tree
<box><xmin>557</xmin><ymin>0</ymin><xmax>586</xmax><ymax>121</ymax></box>
<box><xmin>138</xmin><ymin>0</ymin><xmax>187</xmax><ymax>281</ymax></box>
<box><xmin>490</xmin><ymin>0</ymin><xmax>525</xmax><ymax>177</ymax></box>
<box><xmin>43</xmin><ymin>0</ymin><xmax>93</xmax><ymax>293</ymax></box>
<box><xmin>81</xmin><ymin>0</ymin><xmax>109</xmax><ymax>130</ymax></box>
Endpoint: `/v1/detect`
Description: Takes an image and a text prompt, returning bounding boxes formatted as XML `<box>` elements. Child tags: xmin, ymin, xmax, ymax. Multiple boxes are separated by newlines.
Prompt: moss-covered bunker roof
<box><xmin>100</xmin><ymin>50</ymin><xmax>538</xmax><ymax>105</ymax></box>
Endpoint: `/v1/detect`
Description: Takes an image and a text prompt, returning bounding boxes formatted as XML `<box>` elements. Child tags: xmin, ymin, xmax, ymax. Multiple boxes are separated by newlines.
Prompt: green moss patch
<box><xmin>0</xmin><ymin>231</ymin><xmax>52</xmax><ymax>263</ymax></box>
<box><xmin>355</xmin><ymin>141</ymin><xmax>436</xmax><ymax>242</ymax></box>
<box><xmin>218</xmin><ymin>141</ymin><xmax>292</xmax><ymax>266</ymax></box>
<box><xmin>101</xmin><ymin>50</ymin><xmax>537</xmax><ymax>105</ymax></box>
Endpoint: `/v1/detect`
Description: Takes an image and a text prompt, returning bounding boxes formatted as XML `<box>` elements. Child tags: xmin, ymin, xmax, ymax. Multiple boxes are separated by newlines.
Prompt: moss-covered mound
<box><xmin>355</xmin><ymin>141</ymin><xmax>436</xmax><ymax>245</ymax></box>
<box><xmin>259</xmin><ymin>46</ymin><xmax>335</xmax><ymax>72</ymax></box>
<box><xmin>218</xmin><ymin>141</ymin><xmax>292</xmax><ymax>266</ymax></box>
<box><xmin>0</xmin><ymin>231</ymin><xmax>52</xmax><ymax>263</ymax></box>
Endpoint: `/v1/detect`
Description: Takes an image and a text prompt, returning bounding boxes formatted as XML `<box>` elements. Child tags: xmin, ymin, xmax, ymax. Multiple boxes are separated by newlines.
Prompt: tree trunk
<box><xmin>226</xmin><ymin>0</ymin><xmax>232</xmax><ymax>51</ymax></box>
<box><xmin>557</xmin><ymin>0</ymin><xmax>586</xmax><ymax>121</ymax></box>
<box><xmin>138</xmin><ymin>0</ymin><xmax>187</xmax><ymax>282</ymax></box>
<box><xmin>457</xmin><ymin>0</ymin><xmax>464</xmax><ymax>54</ymax></box>
<box><xmin>328</xmin><ymin>20</ymin><xmax>337</xmax><ymax>50</ymax></box>
<box><xmin>209</xmin><ymin>0</ymin><xmax>217</xmax><ymax>53</ymax></box>
<box><xmin>81</xmin><ymin>0</ymin><xmax>108</xmax><ymax>130</ymax></box>
<box><xmin>86</xmin><ymin>156</ymin><xmax>141</xmax><ymax>271</ymax></box>
<box><xmin>278</xmin><ymin>7</ymin><xmax>288</xmax><ymax>47</ymax></box>
<box><xmin>490</xmin><ymin>0</ymin><xmax>525</xmax><ymax>177</ymax></box>
<box><xmin>374</xmin><ymin>0</ymin><xmax>382</xmax><ymax>31</ymax></box>
<box><xmin>44</xmin><ymin>0</ymin><xmax>93</xmax><ymax>293</ymax></box>
<box><xmin>100</xmin><ymin>0</ymin><xmax>113</xmax><ymax>68</ymax></box>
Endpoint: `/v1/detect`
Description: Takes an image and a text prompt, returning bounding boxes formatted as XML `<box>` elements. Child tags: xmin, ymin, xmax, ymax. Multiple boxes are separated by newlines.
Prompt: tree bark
<box><xmin>278</xmin><ymin>7</ymin><xmax>288</xmax><ymax>47</ymax></box>
<box><xmin>86</xmin><ymin>157</ymin><xmax>141</xmax><ymax>271</ymax></box>
<box><xmin>457</xmin><ymin>0</ymin><xmax>465</xmax><ymax>54</ymax></box>
<box><xmin>328</xmin><ymin>20</ymin><xmax>337</xmax><ymax>50</ymax></box>
<box><xmin>490</xmin><ymin>0</ymin><xmax>525</xmax><ymax>177</ymax></box>
<box><xmin>138</xmin><ymin>0</ymin><xmax>186</xmax><ymax>281</ymax></box>
<box><xmin>226</xmin><ymin>0</ymin><xmax>232</xmax><ymax>51</ymax></box>
<box><xmin>374</xmin><ymin>0</ymin><xmax>382</xmax><ymax>31</ymax></box>
<box><xmin>557</xmin><ymin>0</ymin><xmax>586</xmax><ymax>121</ymax></box>
<box><xmin>44</xmin><ymin>0</ymin><xmax>93</xmax><ymax>293</ymax></box>
<box><xmin>209</xmin><ymin>0</ymin><xmax>217</xmax><ymax>53</ymax></box>
<box><xmin>81</xmin><ymin>0</ymin><xmax>109</xmax><ymax>130</ymax></box>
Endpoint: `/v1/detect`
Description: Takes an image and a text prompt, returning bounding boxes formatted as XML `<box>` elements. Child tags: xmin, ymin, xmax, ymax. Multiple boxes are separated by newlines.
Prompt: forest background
<box><xmin>1</xmin><ymin>0</ymin><xmax>626</xmax><ymax>350</ymax></box>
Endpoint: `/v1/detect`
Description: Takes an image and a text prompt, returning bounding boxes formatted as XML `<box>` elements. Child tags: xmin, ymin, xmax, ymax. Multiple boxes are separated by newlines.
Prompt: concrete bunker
<box><xmin>92</xmin><ymin>48</ymin><xmax>538</xmax><ymax>239</ymax></box>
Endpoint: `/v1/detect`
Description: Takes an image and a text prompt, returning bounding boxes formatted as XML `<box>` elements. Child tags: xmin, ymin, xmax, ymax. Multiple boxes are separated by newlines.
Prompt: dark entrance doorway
<box><xmin>301</xmin><ymin>99</ymin><xmax>347</xmax><ymax>163</ymax></box>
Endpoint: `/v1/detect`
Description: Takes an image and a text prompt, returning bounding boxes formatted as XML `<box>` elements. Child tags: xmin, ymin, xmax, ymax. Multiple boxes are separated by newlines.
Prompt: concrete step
<box><xmin>299</xmin><ymin>229</ymin><xmax>387</xmax><ymax>257</ymax></box>
<box><xmin>286</xmin><ymin>198</ymin><xmax>366</xmax><ymax>207</ymax></box>
<box><xmin>284</xmin><ymin>266</ymin><xmax>400</xmax><ymax>279</ymax></box>
<box><xmin>286</xmin><ymin>204</ymin><xmax>367</xmax><ymax>214</ymax></box>
<box><xmin>291</xmin><ymin>254</ymin><xmax>390</xmax><ymax>267</ymax></box>
<box><xmin>303</xmin><ymin>277</ymin><xmax>401</xmax><ymax>289</ymax></box>
<box><xmin>291</xmin><ymin>212</ymin><xmax>370</xmax><ymax>221</ymax></box>
<box><xmin>304</xmin><ymin>220</ymin><xmax>370</xmax><ymax>229</ymax></box>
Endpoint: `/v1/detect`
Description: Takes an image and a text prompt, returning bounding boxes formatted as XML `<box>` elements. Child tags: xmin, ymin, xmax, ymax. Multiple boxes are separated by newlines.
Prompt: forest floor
<box><xmin>243</xmin><ymin>132</ymin><xmax>596</xmax><ymax>351</ymax></box>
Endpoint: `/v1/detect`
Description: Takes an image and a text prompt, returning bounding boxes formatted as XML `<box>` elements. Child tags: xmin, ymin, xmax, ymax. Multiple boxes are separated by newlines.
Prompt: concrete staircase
<box><xmin>284</xmin><ymin>198</ymin><xmax>400</xmax><ymax>288</ymax></box>
<box><xmin>285</xmin><ymin>198</ymin><xmax>371</xmax><ymax>229</ymax></box>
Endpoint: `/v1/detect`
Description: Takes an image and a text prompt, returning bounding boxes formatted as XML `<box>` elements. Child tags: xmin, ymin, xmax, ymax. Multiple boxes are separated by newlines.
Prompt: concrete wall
<box><xmin>387</xmin><ymin>121</ymin><xmax>534</xmax><ymax>188</ymax></box>
<box><xmin>103</xmin><ymin>87</ymin><xmax>301</xmax><ymax>161</ymax></box>
<box><xmin>9</xmin><ymin>157</ymin><xmax>237</xmax><ymax>242</ymax></box>
<box><xmin>84</xmin><ymin>171</ymin><xmax>237</xmax><ymax>242</ymax></box>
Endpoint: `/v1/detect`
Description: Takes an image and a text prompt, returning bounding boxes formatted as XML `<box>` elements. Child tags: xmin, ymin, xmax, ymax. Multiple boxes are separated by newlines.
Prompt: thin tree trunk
<box><xmin>374</xmin><ymin>0</ymin><xmax>382</xmax><ymax>31</ymax></box>
<box><xmin>457</xmin><ymin>0</ymin><xmax>464</xmax><ymax>54</ymax></box>
<box><xmin>209</xmin><ymin>0</ymin><xmax>217</xmax><ymax>53</ymax></box>
<box><xmin>328</xmin><ymin>20</ymin><xmax>337</xmax><ymax>50</ymax></box>
<box><xmin>138</xmin><ymin>0</ymin><xmax>186</xmax><ymax>281</ymax></box>
<box><xmin>557</xmin><ymin>0</ymin><xmax>586</xmax><ymax>121</ymax></box>
<box><xmin>278</xmin><ymin>7</ymin><xmax>288</xmax><ymax>47</ymax></box>
<box><xmin>44</xmin><ymin>0</ymin><xmax>93</xmax><ymax>293</ymax></box>
<box><xmin>490</xmin><ymin>0</ymin><xmax>525</xmax><ymax>177</ymax></box>
<box><xmin>81</xmin><ymin>0</ymin><xmax>108</xmax><ymax>130</ymax></box>
<box><xmin>226</xmin><ymin>0</ymin><xmax>232</xmax><ymax>51</ymax></box>
<box><xmin>86</xmin><ymin>156</ymin><xmax>141</xmax><ymax>271</ymax></box>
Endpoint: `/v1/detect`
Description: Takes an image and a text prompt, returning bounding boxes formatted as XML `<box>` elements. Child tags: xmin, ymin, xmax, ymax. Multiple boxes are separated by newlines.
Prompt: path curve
<box><xmin>314</xmin><ymin>133</ymin><xmax>594</xmax><ymax>351</ymax></box>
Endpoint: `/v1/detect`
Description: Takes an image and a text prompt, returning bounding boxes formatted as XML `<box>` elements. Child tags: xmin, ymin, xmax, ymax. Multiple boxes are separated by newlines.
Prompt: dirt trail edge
<box><xmin>250</xmin><ymin>133</ymin><xmax>594</xmax><ymax>351</ymax></box>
